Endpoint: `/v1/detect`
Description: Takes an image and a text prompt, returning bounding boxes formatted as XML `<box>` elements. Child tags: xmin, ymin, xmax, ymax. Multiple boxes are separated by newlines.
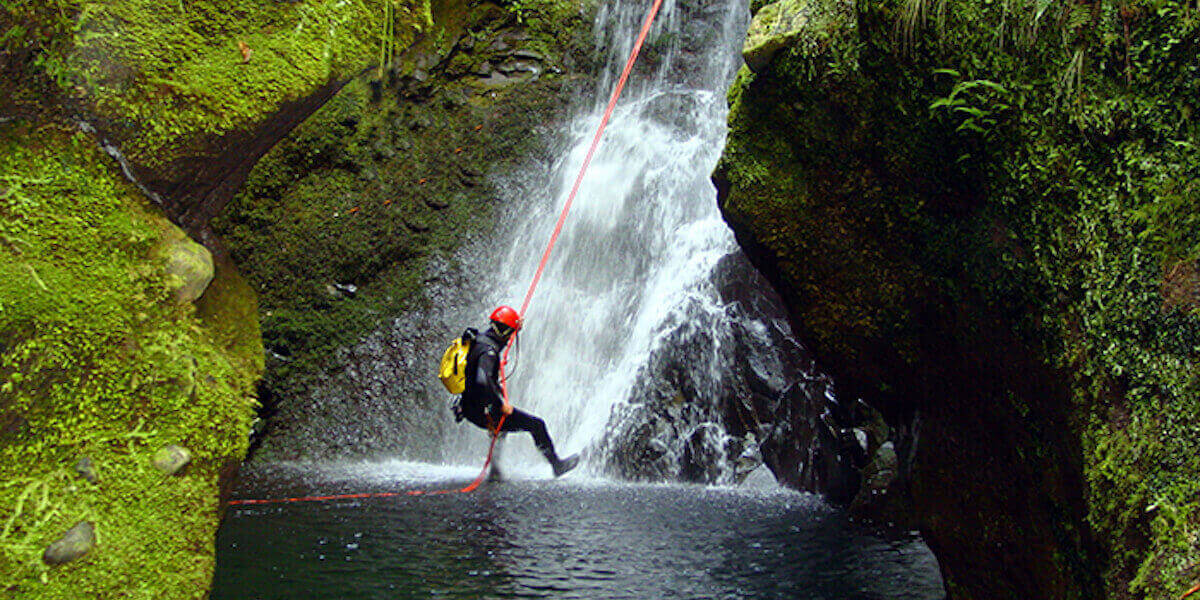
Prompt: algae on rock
<box><xmin>5</xmin><ymin>0</ymin><xmax>434</xmax><ymax>235</ymax></box>
<box><xmin>0</xmin><ymin>0</ymin><xmax>435</xmax><ymax>596</ymax></box>
<box><xmin>716</xmin><ymin>0</ymin><xmax>1199</xmax><ymax>598</ymax></box>
<box><xmin>0</xmin><ymin>123</ymin><xmax>261</xmax><ymax>599</ymax></box>
<box><xmin>160</xmin><ymin>225</ymin><xmax>215</xmax><ymax>304</ymax></box>
<box><xmin>214</xmin><ymin>0</ymin><xmax>597</xmax><ymax>459</ymax></box>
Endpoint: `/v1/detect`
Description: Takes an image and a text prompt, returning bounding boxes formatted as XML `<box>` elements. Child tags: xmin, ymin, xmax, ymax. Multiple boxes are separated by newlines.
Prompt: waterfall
<box><xmin>444</xmin><ymin>0</ymin><xmax>804</xmax><ymax>479</ymax></box>
<box><xmin>251</xmin><ymin>0</ymin><xmax>824</xmax><ymax>484</ymax></box>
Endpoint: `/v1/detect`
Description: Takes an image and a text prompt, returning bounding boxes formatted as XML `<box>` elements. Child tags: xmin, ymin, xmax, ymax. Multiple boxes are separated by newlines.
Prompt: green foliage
<box><xmin>928</xmin><ymin>73</ymin><xmax>1010</xmax><ymax>138</ymax></box>
<box><xmin>502</xmin><ymin>0</ymin><xmax>586</xmax><ymax>29</ymax></box>
<box><xmin>899</xmin><ymin>17</ymin><xmax>1200</xmax><ymax>596</ymax></box>
<box><xmin>0</xmin><ymin>125</ymin><xmax>260</xmax><ymax>598</ymax></box>
<box><xmin>719</xmin><ymin>0</ymin><xmax>1200</xmax><ymax>597</ymax></box>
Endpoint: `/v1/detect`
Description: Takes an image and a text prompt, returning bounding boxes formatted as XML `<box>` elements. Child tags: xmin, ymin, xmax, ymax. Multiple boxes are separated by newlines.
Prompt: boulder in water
<box><xmin>740</xmin><ymin>464</ymin><xmax>781</xmax><ymax>489</ymax></box>
<box><xmin>849</xmin><ymin>441</ymin><xmax>915</xmax><ymax>527</ymax></box>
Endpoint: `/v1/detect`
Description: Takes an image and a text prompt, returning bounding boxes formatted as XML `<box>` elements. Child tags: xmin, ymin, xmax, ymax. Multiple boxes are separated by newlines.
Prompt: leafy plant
<box><xmin>930</xmin><ymin>73</ymin><xmax>1011</xmax><ymax>135</ymax></box>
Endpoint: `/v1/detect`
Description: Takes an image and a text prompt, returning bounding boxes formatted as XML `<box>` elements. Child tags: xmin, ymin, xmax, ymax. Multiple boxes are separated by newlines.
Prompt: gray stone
<box><xmin>43</xmin><ymin>521</ymin><xmax>95</xmax><ymax>566</ymax></box>
<box><xmin>860</xmin><ymin>441</ymin><xmax>899</xmax><ymax>494</ymax></box>
<box><xmin>408</xmin><ymin>115</ymin><xmax>432</xmax><ymax>130</ymax></box>
<box><xmin>853</xmin><ymin>428</ymin><xmax>869</xmax><ymax>453</ymax></box>
<box><xmin>733</xmin><ymin>435</ymin><xmax>764</xmax><ymax>481</ymax></box>
<box><xmin>74</xmin><ymin>457</ymin><xmax>98</xmax><ymax>483</ymax></box>
<box><xmin>161</xmin><ymin>229</ymin><xmax>214</xmax><ymax>304</ymax></box>
<box><xmin>740</xmin><ymin>464</ymin><xmax>782</xmax><ymax>489</ymax></box>
<box><xmin>403</xmin><ymin>217</ymin><xmax>431</xmax><ymax>233</ymax></box>
<box><xmin>510</xmin><ymin>49</ymin><xmax>545</xmax><ymax>61</ymax></box>
<box><xmin>497</xmin><ymin>59</ymin><xmax>539</xmax><ymax>75</ymax></box>
<box><xmin>477</xmin><ymin>71</ymin><xmax>530</xmax><ymax>87</ymax></box>
<box><xmin>151</xmin><ymin>444</ymin><xmax>192</xmax><ymax>475</ymax></box>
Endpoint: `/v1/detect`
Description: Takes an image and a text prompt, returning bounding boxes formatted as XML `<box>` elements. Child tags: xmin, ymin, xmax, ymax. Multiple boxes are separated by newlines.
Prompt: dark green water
<box><xmin>213</xmin><ymin>461</ymin><xmax>944</xmax><ymax>599</ymax></box>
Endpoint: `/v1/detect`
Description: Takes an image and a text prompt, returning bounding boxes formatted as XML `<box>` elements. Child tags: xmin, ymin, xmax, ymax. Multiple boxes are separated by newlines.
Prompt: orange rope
<box><xmin>1182</xmin><ymin>582</ymin><xmax>1200</xmax><ymax>600</ymax></box>
<box><xmin>228</xmin><ymin>0</ymin><xmax>664</xmax><ymax>508</ymax></box>
<box><xmin>518</xmin><ymin>0</ymin><xmax>665</xmax><ymax>321</ymax></box>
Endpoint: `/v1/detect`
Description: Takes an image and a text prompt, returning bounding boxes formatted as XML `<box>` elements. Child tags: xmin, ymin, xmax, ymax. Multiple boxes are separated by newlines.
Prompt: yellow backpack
<box><xmin>438</xmin><ymin>329</ymin><xmax>476</xmax><ymax>394</ymax></box>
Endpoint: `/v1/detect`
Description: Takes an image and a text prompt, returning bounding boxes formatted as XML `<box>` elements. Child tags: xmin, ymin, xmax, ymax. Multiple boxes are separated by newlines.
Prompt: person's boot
<box><xmin>487</xmin><ymin>460</ymin><xmax>505</xmax><ymax>482</ymax></box>
<box><xmin>539</xmin><ymin>445</ymin><xmax>579</xmax><ymax>478</ymax></box>
<box><xmin>552</xmin><ymin>454</ymin><xmax>579</xmax><ymax>477</ymax></box>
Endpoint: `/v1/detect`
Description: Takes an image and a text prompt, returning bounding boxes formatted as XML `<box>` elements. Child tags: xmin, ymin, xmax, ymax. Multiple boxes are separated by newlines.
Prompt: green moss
<box><xmin>211</xmin><ymin>0</ymin><xmax>592</xmax><ymax>433</ymax></box>
<box><xmin>717</xmin><ymin>0</ymin><xmax>1200</xmax><ymax>597</ymax></box>
<box><xmin>195</xmin><ymin>252</ymin><xmax>265</xmax><ymax>378</ymax></box>
<box><xmin>29</xmin><ymin>0</ymin><xmax>432</xmax><ymax>166</ymax></box>
<box><xmin>0</xmin><ymin>122</ymin><xmax>260</xmax><ymax>598</ymax></box>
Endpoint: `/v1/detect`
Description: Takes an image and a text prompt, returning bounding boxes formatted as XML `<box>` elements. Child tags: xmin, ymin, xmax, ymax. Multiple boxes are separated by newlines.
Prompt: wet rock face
<box><xmin>600</xmin><ymin>251</ymin><xmax>878</xmax><ymax>491</ymax></box>
<box><xmin>715</xmin><ymin>0</ymin><xmax>1119</xmax><ymax>596</ymax></box>
<box><xmin>226</xmin><ymin>1</ymin><xmax>596</xmax><ymax>461</ymax></box>
<box><xmin>252</xmin><ymin>255</ymin><xmax>484</xmax><ymax>461</ymax></box>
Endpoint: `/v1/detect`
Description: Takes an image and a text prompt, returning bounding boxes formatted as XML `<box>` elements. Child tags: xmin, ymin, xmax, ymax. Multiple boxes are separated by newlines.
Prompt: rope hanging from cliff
<box><xmin>517</xmin><ymin>0</ymin><xmax>665</xmax><ymax>321</ymax></box>
<box><xmin>228</xmin><ymin>0</ymin><xmax>665</xmax><ymax>508</ymax></box>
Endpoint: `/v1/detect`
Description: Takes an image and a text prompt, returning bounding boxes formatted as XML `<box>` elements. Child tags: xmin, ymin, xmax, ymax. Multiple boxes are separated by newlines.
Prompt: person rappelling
<box><xmin>441</xmin><ymin>306</ymin><xmax>579</xmax><ymax>478</ymax></box>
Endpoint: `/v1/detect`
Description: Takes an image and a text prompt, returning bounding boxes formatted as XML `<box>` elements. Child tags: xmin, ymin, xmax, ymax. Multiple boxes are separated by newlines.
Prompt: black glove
<box><xmin>451</xmin><ymin>398</ymin><xmax>464</xmax><ymax>422</ymax></box>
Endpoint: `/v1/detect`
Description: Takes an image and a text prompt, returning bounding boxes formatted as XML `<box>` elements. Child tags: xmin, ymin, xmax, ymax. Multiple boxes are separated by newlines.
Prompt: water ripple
<box><xmin>215</xmin><ymin>470</ymin><xmax>944</xmax><ymax>600</ymax></box>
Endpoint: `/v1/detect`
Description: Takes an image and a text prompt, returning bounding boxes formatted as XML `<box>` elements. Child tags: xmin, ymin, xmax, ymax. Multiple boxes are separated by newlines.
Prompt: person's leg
<box><xmin>500</xmin><ymin>408</ymin><xmax>579</xmax><ymax>476</ymax></box>
<box><xmin>488</xmin><ymin>437</ymin><xmax>505</xmax><ymax>482</ymax></box>
<box><xmin>500</xmin><ymin>408</ymin><xmax>556</xmax><ymax>458</ymax></box>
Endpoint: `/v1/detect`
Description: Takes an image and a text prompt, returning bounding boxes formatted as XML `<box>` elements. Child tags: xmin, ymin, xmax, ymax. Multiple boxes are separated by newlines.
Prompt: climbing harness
<box><xmin>228</xmin><ymin>0</ymin><xmax>665</xmax><ymax>507</ymax></box>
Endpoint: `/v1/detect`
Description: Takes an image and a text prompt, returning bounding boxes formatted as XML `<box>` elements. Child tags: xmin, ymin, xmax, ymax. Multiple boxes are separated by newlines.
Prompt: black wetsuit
<box><xmin>461</xmin><ymin>328</ymin><xmax>560</xmax><ymax>461</ymax></box>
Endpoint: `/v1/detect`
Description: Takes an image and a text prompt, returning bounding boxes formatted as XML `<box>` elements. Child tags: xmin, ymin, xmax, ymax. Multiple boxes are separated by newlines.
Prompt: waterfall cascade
<box><xmin>449</xmin><ymin>0</ymin><xmax>819</xmax><ymax>482</ymax></box>
<box><xmin>252</xmin><ymin>0</ymin><xmax>831</xmax><ymax>487</ymax></box>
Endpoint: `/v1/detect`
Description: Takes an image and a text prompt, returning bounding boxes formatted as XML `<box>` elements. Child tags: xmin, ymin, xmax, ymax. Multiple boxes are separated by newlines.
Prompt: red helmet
<box><xmin>489</xmin><ymin>305</ymin><xmax>522</xmax><ymax>332</ymax></box>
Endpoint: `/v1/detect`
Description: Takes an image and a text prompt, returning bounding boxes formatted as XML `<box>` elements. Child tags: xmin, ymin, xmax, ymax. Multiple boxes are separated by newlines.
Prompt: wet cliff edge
<box><xmin>715</xmin><ymin>0</ymin><xmax>1199</xmax><ymax>598</ymax></box>
<box><xmin>0</xmin><ymin>0</ymin><xmax>592</xmax><ymax>595</ymax></box>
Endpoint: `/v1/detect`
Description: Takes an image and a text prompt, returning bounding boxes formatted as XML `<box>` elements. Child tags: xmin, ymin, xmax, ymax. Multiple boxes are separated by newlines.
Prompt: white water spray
<box><xmin>456</xmin><ymin>0</ymin><xmax>754</xmax><ymax>473</ymax></box>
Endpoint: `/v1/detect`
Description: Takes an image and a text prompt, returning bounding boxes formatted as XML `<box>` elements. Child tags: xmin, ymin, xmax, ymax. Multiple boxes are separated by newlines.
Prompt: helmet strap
<box><xmin>491</xmin><ymin>322</ymin><xmax>514</xmax><ymax>339</ymax></box>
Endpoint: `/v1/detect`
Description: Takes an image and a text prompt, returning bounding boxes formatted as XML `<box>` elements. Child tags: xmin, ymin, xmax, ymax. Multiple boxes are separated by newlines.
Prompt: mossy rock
<box><xmin>717</xmin><ymin>0</ymin><xmax>1200</xmax><ymax>598</ymax></box>
<box><xmin>7</xmin><ymin>0</ymin><xmax>436</xmax><ymax>236</ymax></box>
<box><xmin>214</xmin><ymin>0</ymin><xmax>597</xmax><ymax>452</ymax></box>
<box><xmin>742</xmin><ymin>0</ymin><xmax>855</xmax><ymax>72</ymax></box>
<box><xmin>0</xmin><ymin>123</ymin><xmax>261</xmax><ymax>599</ymax></box>
<box><xmin>42</xmin><ymin>521</ymin><xmax>96</xmax><ymax>566</ymax></box>
<box><xmin>744</xmin><ymin>0</ymin><xmax>810</xmax><ymax>71</ymax></box>
<box><xmin>160</xmin><ymin>227</ymin><xmax>215</xmax><ymax>304</ymax></box>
